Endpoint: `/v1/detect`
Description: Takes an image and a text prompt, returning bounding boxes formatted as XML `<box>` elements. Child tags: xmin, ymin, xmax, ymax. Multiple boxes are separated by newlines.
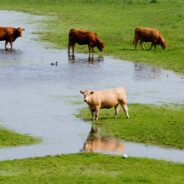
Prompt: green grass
<box><xmin>0</xmin><ymin>0</ymin><xmax>184</xmax><ymax>73</ymax></box>
<box><xmin>76</xmin><ymin>104</ymin><xmax>184</xmax><ymax>149</ymax></box>
<box><xmin>0</xmin><ymin>126</ymin><xmax>40</xmax><ymax>147</ymax></box>
<box><xmin>0</xmin><ymin>153</ymin><xmax>183</xmax><ymax>184</ymax></box>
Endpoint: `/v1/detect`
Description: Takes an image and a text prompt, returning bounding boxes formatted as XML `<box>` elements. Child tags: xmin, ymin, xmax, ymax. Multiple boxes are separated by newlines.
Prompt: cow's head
<box><xmin>80</xmin><ymin>90</ymin><xmax>94</xmax><ymax>103</ymax></box>
<box><xmin>160</xmin><ymin>36</ymin><xmax>167</xmax><ymax>49</ymax></box>
<box><xmin>15</xmin><ymin>27</ymin><xmax>25</xmax><ymax>37</ymax></box>
<box><xmin>97</xmin><ymin>41</ymin><xmax>105</xmax><ymax>52</ymax></box>
<box><xmin>161</xmin><ymin>41</ymin><xmax>167</xmax><ymax>49</ymax></box>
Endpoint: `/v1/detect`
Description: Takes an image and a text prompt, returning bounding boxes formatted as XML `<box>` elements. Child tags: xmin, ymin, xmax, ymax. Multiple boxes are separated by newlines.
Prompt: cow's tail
<box><xmin>133</xmin><ymin>27</ymin><xmax>139</xmax><ymax>48</ymax></box>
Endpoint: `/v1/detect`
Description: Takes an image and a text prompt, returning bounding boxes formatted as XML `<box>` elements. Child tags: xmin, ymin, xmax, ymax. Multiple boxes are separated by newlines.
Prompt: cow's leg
<box><xmin>5</xmin><ymin>41</ymin><xmax>8</xmax><ymax>51</ymax></box>
<box><xmin>150</xmin><ymin>41</ymin><xmax>157</xmax><ymax>50</ymax></box>
<box><xmin>150</xmin><ymin>42</ymin><xmax>157</xmax><ymax>50</ymax></box>
<box><xmin>95</xmin><ymin>107</ymin><xmax>100</xmax><ymax>121</ymax></box>
<box><xmin>9</xmin><ymin>41</ymin><xmax>13</xmax><ymax>51</ymax></box>
<box><xmin>92</xmin><ymin>46</ymin><xmax>95</xmax><ymax>53</ymax></box>
<box><xmin>140</xmin><ymin>40</ymin><xmax>145</xmax><ymax>50</ymax></box>
<box><xmin>150</xmin><ymin>43</ymin><xmax>153</xmax><ymax>50</ymax></box>
<box><xmin>114</xmin><ymin>104</ymin><xmax>120</xmax><ymax>119</ymax></box>
<box><xmin>154</xmin><ymin>44</ymin><xmax>157</xmax><ymax>49</ymax></box>
<box><xmin>120</xmin><ymin>102</ymin><xmax>129</xmax><ymax>119</ymax></box>
<box><xmin>88</xmin><ymin>44</ymin><xmax>92</xmax><ymax>53</ymax></box>
<box><xmin>72</xmin><ymin>43</ymin><xmax>75</xmax><ymax>55</ymax></box>
<box><xmin>91</xmin><ymin>110</ymin><xmax>95</xmax><ymax>121</ymax></box>
<box><xmin>68</xmin><ymin>43</ymin><xmax>71</xmax><ymax>54</ymax></box>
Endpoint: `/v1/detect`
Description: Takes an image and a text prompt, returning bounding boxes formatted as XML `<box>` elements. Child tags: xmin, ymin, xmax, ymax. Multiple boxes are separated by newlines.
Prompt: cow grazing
<box><xmin>0</xmin><ymin>27</ymin><xmax>25</xmax><ymax>51</ymax></box>
<box><xmin>68</xmin><ymin>28</ymin><xmax>104</xmax><ymax>54</ymax></box>
<box><xmin>80</xmin><ymin>87</ymin><xmax>129</xmax><ymax>121</ymax></box>
<box><xmin>133</xmin><ymin>27</ymin><xmax>166</xmax><ymax>50</ymax></box>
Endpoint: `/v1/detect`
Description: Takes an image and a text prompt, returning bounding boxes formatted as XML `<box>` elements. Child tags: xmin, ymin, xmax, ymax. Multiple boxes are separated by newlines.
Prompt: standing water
<box><xmin>0</xmin><ymin>11</ymin><xmax>184</xmax><ymax>162</ymax></box>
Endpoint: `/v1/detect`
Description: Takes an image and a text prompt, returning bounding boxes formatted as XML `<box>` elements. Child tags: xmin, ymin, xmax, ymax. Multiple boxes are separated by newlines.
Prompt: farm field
<box><xmin>0</xmin><ymin>1</ymin><xmax>184</xmax><ymax>183</ymax></box>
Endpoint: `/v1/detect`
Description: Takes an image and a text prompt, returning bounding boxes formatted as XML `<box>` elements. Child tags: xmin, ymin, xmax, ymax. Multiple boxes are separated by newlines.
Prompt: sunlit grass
<box><xmin>0</xmin><ymin>153</ymin><xmax>183</xmax><ymax>184</ymax></box>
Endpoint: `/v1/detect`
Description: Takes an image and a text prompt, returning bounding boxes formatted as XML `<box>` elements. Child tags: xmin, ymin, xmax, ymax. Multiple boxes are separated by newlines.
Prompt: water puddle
<box><xmin>0</xmin><ymin>11</ymin><xmax>184</xmax><ymax>162</ymax></box>
<box><xmin>82</xmin><ymin>126</ymin><xmax>125</xmax><ymax>155</ymax></box>
<box><xmin>82</xmin><ymin>126</ymin><xmax>184</xmax><ymax>163</ymax></box>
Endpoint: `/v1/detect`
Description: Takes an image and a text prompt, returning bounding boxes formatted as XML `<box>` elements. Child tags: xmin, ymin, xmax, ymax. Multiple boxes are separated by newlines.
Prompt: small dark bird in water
<box><xmin>50</xmin><ymin>61</ymin><xmax>58</xmax><ymax>66</ymax></box>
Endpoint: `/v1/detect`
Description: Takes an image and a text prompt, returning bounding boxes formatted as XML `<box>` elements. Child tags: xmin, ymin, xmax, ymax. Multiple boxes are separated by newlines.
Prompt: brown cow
<box><xmin>133</xmin><ymin>27</ymin><xmax>166</xmax><ymax>50</ymax></box>
<box><xmin>0</xmin><ymin>27</ymin><xmax>25</xmax><ymax>51</ymax></box>
<box><xmin>80</xmin><ymin>87</ymin><xmax>129</xmax><ymax>121</ymax></box>
<box><xmin>68</xmin><ymin>28</ymin><xmax>104</xmax><ymax>54</ymax></box>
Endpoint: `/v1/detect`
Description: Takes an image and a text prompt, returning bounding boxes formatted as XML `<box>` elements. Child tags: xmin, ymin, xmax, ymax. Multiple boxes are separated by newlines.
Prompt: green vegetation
<box><xmin>77</xmin><ymin>104</ymin><xmax>184</xmax><ymax>149</ymax></box>
<box><xmin>0</xmin><ymin>153</ymin><xmax>183</xmax><ymax>184</ymax></box>
<box><xmin>0</xmin><ymin>126</ymin><xmax>39</xmax><ymax>147</ymax></box>
<box><xmin>0</xmin><ymin>0</ymin><xmax>184</xmax><ymax>73</ymax></box>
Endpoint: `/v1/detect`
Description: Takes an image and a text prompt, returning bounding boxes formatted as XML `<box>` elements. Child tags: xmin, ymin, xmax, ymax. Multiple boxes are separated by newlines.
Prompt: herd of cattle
<box><xmin>0</xmin><ymin>26</ymin><xmax>166</xmax><ymax>52</ymax></box>
<box><xmin>0</xmin><ymin>26</ymin><xmax>167</xmax><ymax>120</ymax></box>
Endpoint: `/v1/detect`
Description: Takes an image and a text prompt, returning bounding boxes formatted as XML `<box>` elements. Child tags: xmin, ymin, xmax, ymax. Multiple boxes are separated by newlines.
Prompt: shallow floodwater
<box><xmin>82</xmin><ymin>126</ymin><xmax>184</xmax><ymax>163</ymax></box>
<box><xmin>0</xmin><ymin>11</ymin><xmax>184</xmax><ymax>162</ymax></box>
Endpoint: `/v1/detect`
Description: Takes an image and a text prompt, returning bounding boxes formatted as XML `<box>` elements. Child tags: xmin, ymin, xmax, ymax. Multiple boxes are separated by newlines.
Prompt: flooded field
<box><xmin>82</xmin><ymin>126</ymin><xmax>184</xmax><ymax>163</ymax></box>
<box><xmin>0</xmin><ymin>11</ymin><xmax>184</xmax><ymax>162</ymax></box>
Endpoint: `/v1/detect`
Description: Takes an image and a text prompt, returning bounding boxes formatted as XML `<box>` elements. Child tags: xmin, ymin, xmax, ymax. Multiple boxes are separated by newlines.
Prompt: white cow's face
<box><xmin>80</xmin><ymin>90</ymin><xmax>94</xmax><ymax>103</ymax></box>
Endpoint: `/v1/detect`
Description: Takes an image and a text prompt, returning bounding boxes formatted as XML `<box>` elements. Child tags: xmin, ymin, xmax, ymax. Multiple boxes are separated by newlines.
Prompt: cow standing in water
<box><xmin>0</xmin><ymin>27</ymin><xmax>25</xmax><ymax>51</ymax></box>
<box><xmin>80</xmin><ymin>87</ymin><xmax>129</xmax><ymax>121</ymax></box>
<box><xmin>68</xmin><ymin>28</ymin><xmax>104</xmax><ymax>55</ymax></box>
<box><xmin>133</xmin><ymin>27</ymin><xmax>166</xmax><ymax>50</ymax></box>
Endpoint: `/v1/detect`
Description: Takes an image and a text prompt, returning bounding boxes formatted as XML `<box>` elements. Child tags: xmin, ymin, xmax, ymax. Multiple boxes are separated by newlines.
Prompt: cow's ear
<box><xmin>80</xmin><ymin>90</ymin><xmax>84</xmax><ymax>94</ymax></box>
<box><xmin>90</xmin><ymin>91</ymin><xmax>94</xmax><ymax>95</ymax></box>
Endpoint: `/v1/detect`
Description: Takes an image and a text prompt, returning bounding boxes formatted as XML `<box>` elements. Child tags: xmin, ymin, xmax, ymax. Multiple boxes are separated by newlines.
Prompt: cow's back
<box><xmin>69</xmin><ymin>28</ymin><xmax>95</xmax><ymax>45</ymax></box>
<box><xmin>94</xmin><ymin>87</ymin><xmax>126</xmax><ymax>108</ymax></box>
<box><xmin>0</xmin><ymin>27</ymin><xmax>14</xmax><ymax>41</ymax></box>
<box><xmin>135</xmin><ymin>27</ymin><xmax>161</xmax><ymax>41</ymax></box>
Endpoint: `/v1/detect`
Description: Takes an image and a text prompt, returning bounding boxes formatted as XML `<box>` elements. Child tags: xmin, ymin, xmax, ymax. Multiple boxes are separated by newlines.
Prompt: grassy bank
<box><xmin>0</xmin><ymin>0</ymin><xmax>184</xmax><ymax>73</ymax></box>
<box><xmin>0</xmin><ymin>153</ymin><xmax>183</xmax><ymax>184</ymax></box>
<box><xmin>0</xmin><ymin>126</ymin><xmax>39</xmax><ymax>147</ymax></box>
<box><xmin>77</xmin><ymin>104</ymin><xmax>184</xmax><ymax>149</ymax></box>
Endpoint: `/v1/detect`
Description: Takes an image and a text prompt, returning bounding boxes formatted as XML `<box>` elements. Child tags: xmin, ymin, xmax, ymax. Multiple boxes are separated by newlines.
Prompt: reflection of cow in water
<box><xmin>82</xmin><ymin>126</ymin><xmax>124</xmax><ymax>154</ymax></box>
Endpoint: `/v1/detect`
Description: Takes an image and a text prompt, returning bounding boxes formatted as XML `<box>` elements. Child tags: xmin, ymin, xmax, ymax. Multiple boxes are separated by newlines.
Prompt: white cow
<box><xmin>80</xmin><ymin>87</ymin><xmax>129</xmax><ymax>121</ymax></box>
